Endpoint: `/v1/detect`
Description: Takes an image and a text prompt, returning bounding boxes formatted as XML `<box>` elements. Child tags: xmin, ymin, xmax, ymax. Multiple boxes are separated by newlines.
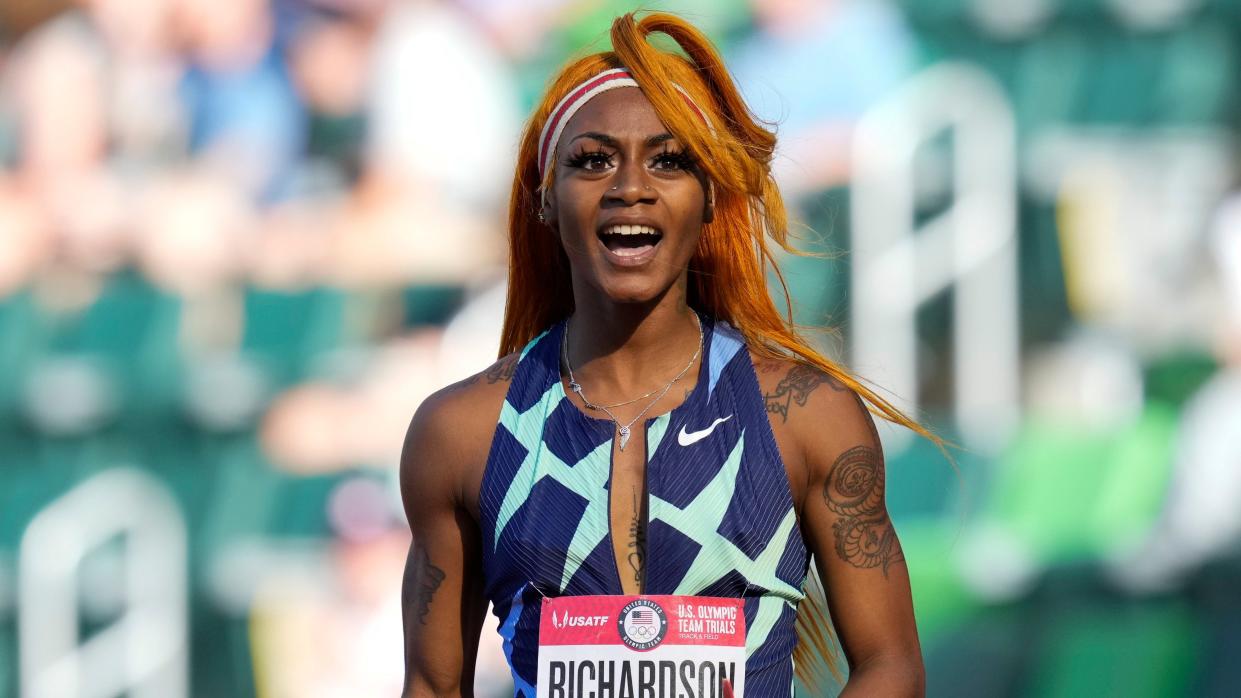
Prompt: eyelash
<box><xmin>563</xmin><ymin>148</ymin><xmax>696</xmax><ymax>171</ymax></box>
<box><xmin>564</xmin><ymin>149</ymin><xmax>613</xmax><ymax>170</ymax></box>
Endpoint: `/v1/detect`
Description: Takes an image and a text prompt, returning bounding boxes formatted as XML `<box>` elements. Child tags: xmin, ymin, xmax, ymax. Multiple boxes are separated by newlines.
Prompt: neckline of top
<box><xmin>550</xmin><ymin>312</ymin><xmax>715</xmax><ymax>431</ymax></box>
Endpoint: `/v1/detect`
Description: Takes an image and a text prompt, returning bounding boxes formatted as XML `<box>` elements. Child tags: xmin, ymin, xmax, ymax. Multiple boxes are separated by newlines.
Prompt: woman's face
<box><xmin>545</xmin><ymin>87</ymin><xmax>711</xmax><ymax>307</ymax></box>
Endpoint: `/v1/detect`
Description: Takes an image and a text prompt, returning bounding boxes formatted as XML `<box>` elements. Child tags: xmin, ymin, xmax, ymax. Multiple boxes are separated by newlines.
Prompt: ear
<box><xmin>703</xmin><ymin>181</ymin><xmax>715</xmax><ymax>225</ymax></box>
<box><xmin>538</xmin><ymin>187</ymin><xmax>558</xmax><ymax>228</ymax></box>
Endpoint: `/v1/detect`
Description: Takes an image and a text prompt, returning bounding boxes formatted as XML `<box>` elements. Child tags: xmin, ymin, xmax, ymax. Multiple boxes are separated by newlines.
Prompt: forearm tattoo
<box><xmin>764</xmin><ymin>364</ymin><xmax>845</xmax><ymax>422</ymax></box>
<box><xmin>823</xmin><ymin>445</ymin><xmax>904</xmax><ymax>577</ymax></box>
<box><xmin>627</xmin><ymin>487</ymin><xmax>646</xmax><ymax>587</ymax></box>
<box><xmin>405</xmin><ymin>545</ymin><xmax>446</xmax><ymax>626</ymax></box>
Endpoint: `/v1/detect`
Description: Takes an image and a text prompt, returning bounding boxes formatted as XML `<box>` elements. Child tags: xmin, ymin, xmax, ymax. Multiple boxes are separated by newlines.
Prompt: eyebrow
<box><xmin>569</xmin><ymin>132</ymin><xmax>677</xmax><ymax>147</ymax></box>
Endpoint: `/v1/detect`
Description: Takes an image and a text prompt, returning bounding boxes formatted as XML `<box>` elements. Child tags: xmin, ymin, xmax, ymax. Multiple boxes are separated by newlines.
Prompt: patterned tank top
<box><xmin>479</xmin><ymin>315</ymin><xmax>810</xmax><ymax>696</ymax></box>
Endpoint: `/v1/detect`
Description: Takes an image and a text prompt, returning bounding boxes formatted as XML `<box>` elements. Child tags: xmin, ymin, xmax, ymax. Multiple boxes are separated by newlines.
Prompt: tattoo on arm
<box><xmin>627</xmin><ymin>487</ymin><xmax>646</xmax><ymax>587</ymax></box>
<box><xmin>406</xmin><ymin>545</ymin><xmax>447</xmax><ymax>625</ymax></box>
<box><xmin>822</xmin><ymin>445</ymin><xmax>904</xmax><ymax>577</ymax></box>
<box><xmin>764</xmin><ymin>364</ymin><xmax>846</xmax><ymax>422</ymax></box>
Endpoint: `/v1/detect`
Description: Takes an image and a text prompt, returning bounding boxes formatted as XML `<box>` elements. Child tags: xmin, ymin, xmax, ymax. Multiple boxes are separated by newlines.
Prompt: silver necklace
<box><xmin>562</xmin><ymin>313</ymin><xmax>703</xmax><ymax>450</ymax></box>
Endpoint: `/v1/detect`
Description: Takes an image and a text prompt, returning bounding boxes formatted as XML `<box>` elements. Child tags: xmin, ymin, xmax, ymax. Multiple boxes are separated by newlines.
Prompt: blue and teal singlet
<box><xmin>480</xmin><ymin>315</ymin><xmax>811</xmax><ymax>696</ymax></box>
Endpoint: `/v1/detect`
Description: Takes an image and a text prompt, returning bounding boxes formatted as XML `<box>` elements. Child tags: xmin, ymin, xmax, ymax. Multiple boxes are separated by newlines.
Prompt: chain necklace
<box><xmin>562</xmin><ymin>313</ymin><xmax>703</xmax><ymax>450</ymax></box>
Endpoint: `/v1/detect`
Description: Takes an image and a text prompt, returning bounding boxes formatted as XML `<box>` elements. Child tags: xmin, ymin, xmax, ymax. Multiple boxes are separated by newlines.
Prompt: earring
<box><xmin>537</xmin><ymin>211</ymin><xmax>546</xmax><ymax>223</ymax></box>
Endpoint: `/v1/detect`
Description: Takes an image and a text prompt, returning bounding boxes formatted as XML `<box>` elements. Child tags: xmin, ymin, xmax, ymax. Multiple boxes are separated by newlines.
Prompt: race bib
<box><xmin>536</xmin><ymin>595</ymin><xmax>746</xmax><ymax>698</ymax></box>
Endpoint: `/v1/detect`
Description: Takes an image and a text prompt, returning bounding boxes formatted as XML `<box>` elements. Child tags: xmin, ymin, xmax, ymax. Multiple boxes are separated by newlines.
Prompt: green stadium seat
<box><xmin>28</xmin><ymin>269</ymin><xmax>183</xmax><ymax>430</ymax></box>
<box><xmin>982</xmin><ymin>404</ymin><xmax>1178</xmax><ymax>565</ymax></box>
<box><xmin>0</xmin><ymin>615</ymin><xmax>13</xmax><ymax>698</ymax></box>
<box><xmin>777</xmin><ymin>188</ymin><xmax>851</xmax><ymax>336</ymax></box>
<box><xmin>1012</xmin><ymin>28</ymin><xmax>1089</xmax><ymax>132</ymax></box>
<box><xmin>241</xmin><ymin>286</ymin><xmax>347</xmax><ymax>388</ymax></box>
<box><xmin>1193</xmin><ymin>558</ymin><xmax>1241</xmax><ymax>696</ymax></box>
<box><xmin>900</xmin><ymin>0</ymin><xmax>980</xmax><ymax>28</ymax></box>
<box><xmin>1155</xmin><ymin>20</ymin><xmax>1235</xmax><ymax>125</ymax></box>
<box><xmin>0</xmin><ymin>289</ymin><xmax>45</xmax><ymax>420</ymax></box>
<box><xmin>902</xmin><ymin>520</ymin><xmax>983</xmax><ymax>643</ymax></box>
<box><xmin>401</xmin><ymin>283</ymin><xmax>466</xmax><ymax>328</ymax></box>
<box><xmin>554</xmin><ymin>0</ymin><xmax>751</xmax><ymax>57</ymax></box>
<box><xmin>1144</xmin><ymin>351</ymin><xmax>1219</xmax><ymax>409</ymax></box>
<box><xmin>1027</xmin><ymin>600</ymin><xmax>1200</xmax><ymax>697</ymax></box>
<box><xmin>923</xmin><ymin>605</ymin><xmax>1029</xmax><ymax>697</ymax></box>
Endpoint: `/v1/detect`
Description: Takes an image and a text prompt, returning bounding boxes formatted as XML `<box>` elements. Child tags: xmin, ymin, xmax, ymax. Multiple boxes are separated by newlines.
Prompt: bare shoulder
<box><xmin>752</xmin><ymin>353</ymin><xmax>852</xmax><ymax>415</ymax></box>
<box><xmin>399</xmin><ymin>352</ymin><xmax>520</xmax><ymax>516</ymax></box>
<box><xmin>750</xmin><ymin>352</ymin><xmax>882</xmax><ymax>500</ymax></box>
<box><xmin>751</xmin><ymin>353</ymin><xmax>870</xmax><ymax>437</ymax></box>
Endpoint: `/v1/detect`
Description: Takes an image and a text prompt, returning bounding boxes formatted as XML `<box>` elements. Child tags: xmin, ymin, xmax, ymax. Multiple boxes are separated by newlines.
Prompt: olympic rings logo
<box><xmin>628</xmin><ymin>624</ymin><xmax>656</xmax><ymax>639</ymax></box>
<box><xmin>617</xmin><ymin>599</ymin><xmax>668</xmax><ymax>651</ymax></box>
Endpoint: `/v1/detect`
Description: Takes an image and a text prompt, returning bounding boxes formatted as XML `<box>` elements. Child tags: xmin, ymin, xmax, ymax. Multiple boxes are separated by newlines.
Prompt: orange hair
<box><xmin>500</xmin><ymin>11</ymin><xmax>942</xmax><ymax>689</ymax></box>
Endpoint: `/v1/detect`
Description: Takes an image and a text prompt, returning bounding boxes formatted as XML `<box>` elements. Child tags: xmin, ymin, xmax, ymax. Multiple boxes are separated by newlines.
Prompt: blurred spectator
<box><xmin>249</xmin><ymin>478</ymin><xmax>410</xmax><ymax>697</ymax></box>
<box><xmin>0</xmin><ymin>179</ymin><xmax>52</xmax><ymax>297</ymax></box>
<box><xmin>0</xmin><ymin>0</ymin><xmax>73</xmax><ymax>41</ymax></box>
<box><xmin>454</xmin><ymin>0</ymin><xmax>570</xmax><ymax>62</ymax></box>
<box><xmin>286</xmin><ymin>9</ymin><xmax>371</xmax><ymax>189</ymax></box>
<box><xmin>324</xmin><ymin>170</ymin><xmax>501</xmax><ymax>289</ymax></box>
<box><xmin>81</xmin><ymin>0</ymin><xmax>187</xmax><ymax>173</ymax></box>
<box><xmin>365</xmin><ymin>0</ymin><xmax>519</xmax><ymax>211</ymax></box>
<box><xmin>133</xmin><ymin>168</ymin><xmax>249</xmax><ymax>301</ymax></box>
<box><xmin>5</xmin><ymin>13</ymin><xmax>133</xmax><ymax>275</ymax></box>
<box><xmin>1119</xmin><ymin>193</ymin><xmax>1241</xmax><ymax>589</ymax></box>
<box><xmin>260</xmin><ymin>328</ymin><xmax>445</xmax><ymax>474</ymax></box>
<box><xmin>173</xmin><ymin>0</ymin><xmax>305</xmax><ymax>199</ymax></box>
<box><xmin>728</xmin><ymin>0</ymin><xmax>914</xmax><ymax>198</ymax></box>
<box><xmin>244</xmin><ymin>201</ymin><xmax>333</xmax><ymax>290</ymax></box>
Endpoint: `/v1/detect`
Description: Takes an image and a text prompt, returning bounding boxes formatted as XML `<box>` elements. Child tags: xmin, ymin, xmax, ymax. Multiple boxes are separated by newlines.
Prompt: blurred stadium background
<box><xmin>1</xmin><ymin>0</ymin><xmax>1240</xmax><ymax>695</ymax></box>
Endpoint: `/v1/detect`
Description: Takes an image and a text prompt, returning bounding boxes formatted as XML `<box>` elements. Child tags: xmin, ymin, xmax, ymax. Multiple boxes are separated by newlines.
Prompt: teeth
<box><xmin>602</xmin><ymin>225</ymin><xmax>659</xmax><ymax>236</ymax></box>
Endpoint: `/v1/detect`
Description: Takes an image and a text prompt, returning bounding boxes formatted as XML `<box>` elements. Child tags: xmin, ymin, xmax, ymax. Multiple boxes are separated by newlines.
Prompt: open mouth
<box><xmin>597</xmin><ymin>224</ymin><xmax>663</xmax><ymax>259</ymax></box>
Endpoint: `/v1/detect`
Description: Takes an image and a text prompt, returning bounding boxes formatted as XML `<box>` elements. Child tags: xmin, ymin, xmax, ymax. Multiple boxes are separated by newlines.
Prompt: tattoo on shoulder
<box><xmin>764</xmin><ymin>363</ymin><xmax>846</xmax><ymax>423</ymax></box>
<box><xmin>757</xmin><ymin>359</ymin><xmax>783</xmax><ymax>374</ymax></box>
<box><xmin>443</xmin><ymin>354</ymin><xmax>518</xmax><ymax>393</ymax></box>
<box><xmin>405</xmin><ymin>545</ymin><xmax>446</xmax><ymax>625</ymax></box>
<box><xmin>822</xmin><ymin>445</ymin><xmax>904</xmax><ymax>577</ymax></box>
<box><xmin>484</xmin><ymin>354</ymin><xmax>518</xmax><ymax>384</ymax></box>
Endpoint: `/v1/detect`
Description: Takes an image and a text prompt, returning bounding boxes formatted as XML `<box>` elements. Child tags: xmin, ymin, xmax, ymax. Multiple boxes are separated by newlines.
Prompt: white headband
<box><xmin>536</xmin><ymin>67</ymin><xmax>714</xmax><ymax>179</ymax></box>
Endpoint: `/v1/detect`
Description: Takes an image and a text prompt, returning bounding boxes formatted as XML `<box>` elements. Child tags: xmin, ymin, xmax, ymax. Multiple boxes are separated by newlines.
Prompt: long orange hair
<box><xmin>500</xmin><ymin>12</ymin><xmax>941</xmax><ymax>688</ymax></box>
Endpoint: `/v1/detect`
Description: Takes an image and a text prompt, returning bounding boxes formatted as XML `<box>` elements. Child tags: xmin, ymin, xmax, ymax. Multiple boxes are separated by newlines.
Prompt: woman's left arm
<box><xmin>785</xmin><ymin>373</ymin><xmax>925</xmax><ymax>697</ymax></box>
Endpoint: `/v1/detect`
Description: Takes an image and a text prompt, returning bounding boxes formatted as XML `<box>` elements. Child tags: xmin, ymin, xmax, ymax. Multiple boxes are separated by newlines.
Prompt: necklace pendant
<box><xmin>617</xmin><ymin>425</ymin><xmax>631</xmax><ymax>450</ymax></box>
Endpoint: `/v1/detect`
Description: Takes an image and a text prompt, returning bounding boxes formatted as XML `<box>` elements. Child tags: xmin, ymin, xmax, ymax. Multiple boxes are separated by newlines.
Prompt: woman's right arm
<box><xmin>399</xmin><ymin>390</ymin><xmax>490</xmax><ymax>697</ymax></box>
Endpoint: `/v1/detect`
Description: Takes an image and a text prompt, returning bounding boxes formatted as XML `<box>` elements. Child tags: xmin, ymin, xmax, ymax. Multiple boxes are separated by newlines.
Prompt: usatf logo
<box><xmin>616</xmin><ymin>599</ymin><xmax>668</xmax><ymax>651</ymax></box>
<box><xmin>550</xmin><ymin>610</ymin><xmax>609</xmax><ymax>629</ymax></box>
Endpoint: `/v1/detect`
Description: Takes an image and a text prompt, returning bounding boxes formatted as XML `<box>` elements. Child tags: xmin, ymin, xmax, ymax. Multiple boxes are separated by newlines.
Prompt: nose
<box><xmin>604</xmin><ymin>160</ymin><xmax>656</xmax><ymax>206</ymax></box>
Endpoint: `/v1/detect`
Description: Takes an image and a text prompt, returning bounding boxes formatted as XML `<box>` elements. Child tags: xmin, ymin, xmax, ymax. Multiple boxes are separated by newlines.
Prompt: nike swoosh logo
<box><xmin>677</xmin><ymin>415</ymin><xmax>733</xmax><ymax>446</ymax></box>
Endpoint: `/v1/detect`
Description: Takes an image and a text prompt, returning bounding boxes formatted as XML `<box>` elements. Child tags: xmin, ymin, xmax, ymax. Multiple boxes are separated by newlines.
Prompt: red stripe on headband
<box><xmin>536</xmin><ymin>69</ymin><xmax>714</xmax><ymax>177</ymax></box>
<box><xmin>538</xmin><ymin>70</ymin><xmax>634</xmax><ymax>174</ymax></box>
<box><xmin>678</xmin><ymin>90</ymin><xmax>709</xmax><ymax>126</ymax></box>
